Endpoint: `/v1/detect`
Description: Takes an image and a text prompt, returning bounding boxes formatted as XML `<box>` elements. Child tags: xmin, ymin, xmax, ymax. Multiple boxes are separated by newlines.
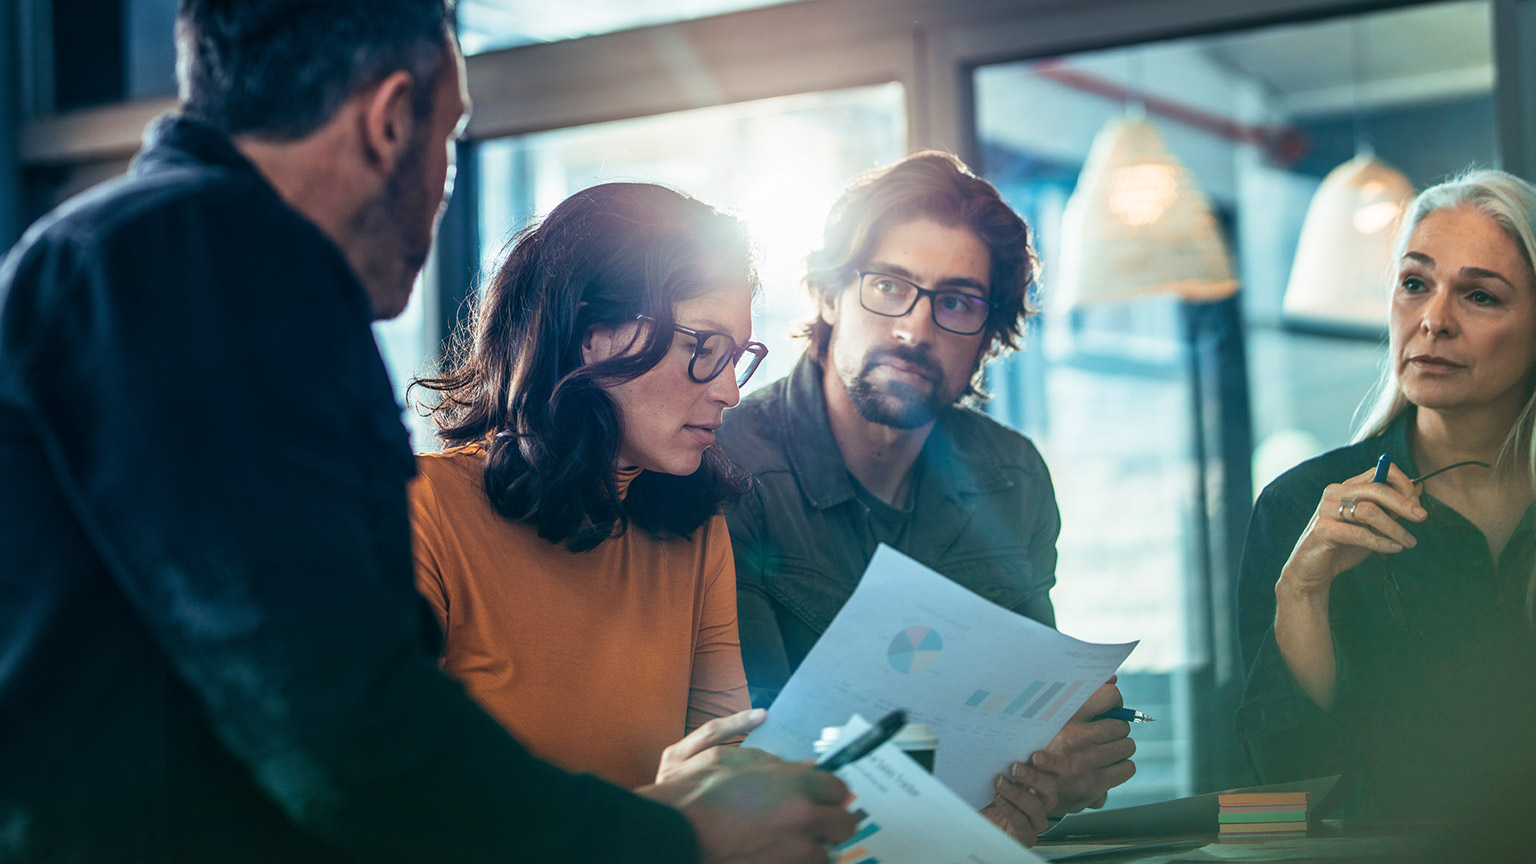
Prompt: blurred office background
<box><xmin>5</xmin><ymin>0</ymin><xmax>1535</xmax><ymax>807</ymax></box>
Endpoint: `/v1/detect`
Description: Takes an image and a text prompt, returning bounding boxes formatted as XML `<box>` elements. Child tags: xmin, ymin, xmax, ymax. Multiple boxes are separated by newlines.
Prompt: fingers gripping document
<box><xmin>745</xmin><ymin>545</ymin><xmax>1137</xmax><ymax>808</ymax></box>
<box><xmin>826</xmin><ymin>714</ymin><xmax>1046</xmax><ymax>864</ymax></box>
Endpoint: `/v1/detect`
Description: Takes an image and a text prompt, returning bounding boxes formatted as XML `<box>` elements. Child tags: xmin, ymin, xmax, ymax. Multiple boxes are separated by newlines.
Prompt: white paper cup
<box><xmin>813</xmin><ymin>722</ymin><xmax>939</xmax><ymax>773</ymax></box>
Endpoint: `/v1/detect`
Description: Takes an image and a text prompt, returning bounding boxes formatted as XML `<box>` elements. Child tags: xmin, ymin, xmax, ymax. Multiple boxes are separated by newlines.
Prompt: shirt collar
<box><xmin>616</xmin><ymin>466</ymin><xmax>643</xmax><ymax>500</ymax></box>
<box><xmin>782</xmin><ymin>352</ymin><xmax>858</xmax><ymax>510</ymax></box>
<box><xmin>1379</xmin><ymin>408</ymin><xmax>1420</xmax><ymax>481</ymax></box>
<box><xmin>131</xmin><ymin>113</ymin><xmax>269</xmax><ymax>183</ymax></box>
<box><xmin>1380</xmin><ymin>407</ymin><xmax>1536</xmax><ymax>539</ymax></box>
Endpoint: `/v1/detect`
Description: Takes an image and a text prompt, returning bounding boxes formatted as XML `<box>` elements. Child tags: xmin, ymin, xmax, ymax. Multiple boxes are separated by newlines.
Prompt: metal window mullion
<box><xmin>1492</xmin><ymin>0</ymin><xmax>1536</xmax><ymax>177</ymax></box>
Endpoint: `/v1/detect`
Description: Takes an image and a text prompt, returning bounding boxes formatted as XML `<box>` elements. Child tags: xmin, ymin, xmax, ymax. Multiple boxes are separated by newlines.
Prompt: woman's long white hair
<box><xmin>1352</xmin><ymin>168</ymin><xmax>1536</xmax><ymax>620</ymax></box>
<box><xmin>1355</xmin><ymin>169</ymin><xmax>1536</xmax><ymax>472</ymax></box>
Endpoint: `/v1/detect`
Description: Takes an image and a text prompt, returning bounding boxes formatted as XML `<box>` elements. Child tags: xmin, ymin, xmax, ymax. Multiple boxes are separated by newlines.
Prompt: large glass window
<box><xmin>974</xmin><ymin>0</ymin><xmax>1493</xmax><ymax>805</ymax></box>
<box><xmin>473</xmin><ymin>83</ymin><xmax>906</xmax><ymax>400</ymax></box>
<box><xmin>460</xmin><ymin>0</ymin><xmax>809</xmax><ymax>54</ymax></box>
<box><xmin>24</xmin><ymin>0</ymin><xmax>178</xmax><ymax>114</ymax></box>
<box><xmin>373</xmin><ymin>269</ymin><xmax>438</xmax><ymax>449</ymax></box>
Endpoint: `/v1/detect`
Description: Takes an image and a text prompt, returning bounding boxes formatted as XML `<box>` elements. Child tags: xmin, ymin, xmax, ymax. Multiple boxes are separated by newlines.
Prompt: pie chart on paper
<box><xmin>887</xmin><ymin>625</ymin><xmax>943</xmax><ymax>674</ymax></box>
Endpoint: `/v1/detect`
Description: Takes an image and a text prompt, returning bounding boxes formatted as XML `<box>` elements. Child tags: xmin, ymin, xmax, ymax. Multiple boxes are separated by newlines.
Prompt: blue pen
<box><xmin>1373</xmin><ymin>453</ymin><xmax>1392</xmax><ymax>484</ymax></box>
<box><xmin>1093</xmin><ymin>707</ymin><xmax>1155</xmax><ymax>723</ymax></box>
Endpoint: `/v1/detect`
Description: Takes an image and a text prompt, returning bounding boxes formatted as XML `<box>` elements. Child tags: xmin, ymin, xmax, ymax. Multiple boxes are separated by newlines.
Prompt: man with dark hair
<box><xmin>0</xmin><ymin>2</ymin><xmax>851</xmax><ymax>862</ymax></box>
<box><xmin>719</xmin><ymin>151</ymin><xmax>1137</xmax><ymax>846</ymax></box>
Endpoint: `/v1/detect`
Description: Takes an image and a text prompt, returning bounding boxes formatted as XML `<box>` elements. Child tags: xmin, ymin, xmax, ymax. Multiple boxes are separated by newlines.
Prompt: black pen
<box><xmin>814</xmin><ymin>710</ymin><xmax>908</xmax><ymax>772</ymax></box>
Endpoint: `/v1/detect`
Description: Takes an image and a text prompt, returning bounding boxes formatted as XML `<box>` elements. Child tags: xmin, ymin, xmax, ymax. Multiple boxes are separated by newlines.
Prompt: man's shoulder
<box><xmin>937</xmin><ymin>403</ymin><xmax>1049</xmax><ymax>476</ymax></box>
<box><xmin>2</xmin><ymin>155</ymin><xmax>352</xmax><ymax>345</ymax></box>
<box><xmin>2</xmin><ymin>167</ymin><xmax>247</xmax><ymax>363</ymax></box>
<box><xmin>30</xmin><ymin>159</ymin><xmax>258</xmax><ymax>255</ymax></box>
<box><xmin>2</xmin><ymin>160</ymin><xmax>277</xmax><ymax>303</ymax></box>
<box><xmin>727</xmin><ymin>374</ymin><xmax>792</xmax><ymax>429</ymax></box>
<box><xmin>718</xmin><ymin>374</ymin><xmax>794</xmax><ymax>470</ymax></box>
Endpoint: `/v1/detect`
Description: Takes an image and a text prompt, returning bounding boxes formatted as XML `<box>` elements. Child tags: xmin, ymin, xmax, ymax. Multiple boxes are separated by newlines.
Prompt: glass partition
<box><xmin>460</xmin><ymin>0</ymin><xmax>808</xmax><ymax>54</ymax></box>
<box><xmin>974</xmin><ymin>0</ymin><xmax>1494</xmax><ymax>805</ymax></box>
<box><xmin>472</xmin><ymin>83</ymin><xmax>906</xmax><ymax>402</ymax></box>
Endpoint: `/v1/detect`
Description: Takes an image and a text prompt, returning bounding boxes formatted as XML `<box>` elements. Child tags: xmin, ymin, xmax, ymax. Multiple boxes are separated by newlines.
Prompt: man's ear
<box><xmin>358</xmin><ymin>69</ymin><xmax>418</xmax><ymax>178</ymax></box>
<box><xmin>817</xmin><ymin>286</ymin><xmax>840</xmax><ymax>326</ymax></box>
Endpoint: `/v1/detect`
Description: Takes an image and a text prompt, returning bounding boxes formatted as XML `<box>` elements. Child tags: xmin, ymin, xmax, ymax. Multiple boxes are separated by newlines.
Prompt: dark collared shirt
<box><xmin>1236</xmin><ymin>409</ymin><xmax>1536</xmax><ymax>819</ymax></box>
<box><xmin>0</xmin><ymin>115</ymin><xmax>694</xmax><ymax>862</ymax></box>
<box><xmin>718</xmin><ymin>353</ymin><xmax>1060</xmax><ymax>707</ymax></box>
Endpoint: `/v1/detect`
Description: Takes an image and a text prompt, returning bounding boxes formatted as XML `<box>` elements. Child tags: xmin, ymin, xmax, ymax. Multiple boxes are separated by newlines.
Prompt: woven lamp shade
<box><xmin>1283</xmin><ymin>153</ymin><xmax>1414</xmax><ymax>328</ymax></box>
<box><xmin>1057</xmin><ymin>117</ymin><xmax>1238</xmax><ymax>308</ymax></box>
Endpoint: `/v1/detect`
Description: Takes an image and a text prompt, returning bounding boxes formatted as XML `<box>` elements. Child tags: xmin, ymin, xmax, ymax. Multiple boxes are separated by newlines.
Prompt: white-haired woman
<box><xmin>1237</xmin><ymin>169</ymin><xmax>1536</xmax><ymax>820</ymax></box>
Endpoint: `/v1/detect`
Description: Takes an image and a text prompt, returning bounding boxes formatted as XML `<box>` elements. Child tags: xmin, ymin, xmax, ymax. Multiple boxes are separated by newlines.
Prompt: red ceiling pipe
<box><xmin>1031</xmin><ymin>58</ymin><xmax>1309</xmax><ymax>165</ymax></box>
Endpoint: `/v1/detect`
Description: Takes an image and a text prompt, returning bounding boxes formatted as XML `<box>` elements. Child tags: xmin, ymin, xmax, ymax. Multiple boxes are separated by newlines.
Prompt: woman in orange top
<box><xmin>409</xmin><ymin>183</ymin><xmax>770</xmax><ymax>789</ymax></box>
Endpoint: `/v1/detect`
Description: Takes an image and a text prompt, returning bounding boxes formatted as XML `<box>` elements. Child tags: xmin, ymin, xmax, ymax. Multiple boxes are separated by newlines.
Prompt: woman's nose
<box><xmin>708</xmin><ymin>370</ymin><xmax>742</xmax><ymax>408</ymax></box>
<box><xmin>1421</xmin><ymin>288</ymin><xmax>1457</xmax><ymax>337</ymax></box>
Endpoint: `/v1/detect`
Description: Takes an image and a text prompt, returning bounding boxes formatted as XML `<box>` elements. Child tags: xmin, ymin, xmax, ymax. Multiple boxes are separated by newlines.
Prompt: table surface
<box><xmin>1034</xmin><ymin>829</ymin><xmax>1434</xmax><ymax>863</ymax></box>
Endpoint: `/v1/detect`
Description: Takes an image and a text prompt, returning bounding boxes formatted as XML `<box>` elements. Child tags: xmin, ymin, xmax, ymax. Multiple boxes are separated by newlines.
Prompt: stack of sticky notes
<box><xmin>1217</xmin><ymin>791</ymin><xmax>1309</xmax><ymax>842</ymax></box>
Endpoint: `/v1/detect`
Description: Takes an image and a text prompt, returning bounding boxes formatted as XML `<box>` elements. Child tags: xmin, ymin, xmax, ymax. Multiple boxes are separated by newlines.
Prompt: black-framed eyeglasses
<box><xmin>856</xmin><ymin>270</ymin><xmax>993</xmax><ymax>336</ymax></box>
<box><xmin>638</xmin><ymin>316</ymin><xmax>768</xmax><ymax>386</ymax></box>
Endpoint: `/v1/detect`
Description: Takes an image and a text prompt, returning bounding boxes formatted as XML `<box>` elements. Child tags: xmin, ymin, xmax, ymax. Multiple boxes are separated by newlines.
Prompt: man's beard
<box><xmin>845</xmin><ymin>344</ymin><xmax>952</xmax><ymax>430</ymax></box>
<box><xmin>353</xmin><ymin>134</ymin><xmax>433</xmax><ymax>319</ymax></box>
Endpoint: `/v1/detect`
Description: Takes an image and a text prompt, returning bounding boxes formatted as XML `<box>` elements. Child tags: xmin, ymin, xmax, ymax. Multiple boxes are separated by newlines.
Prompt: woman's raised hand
<box><xmin>1274</xmin><ymin>462</ymin><xmax>1428</xmax><ymax>709</ymax></box>
<box><xmin>655</xmin><ymin>708</ymin><xmax>772</xmax><ymax>784</ymax></box>
<box><xmin>1281</xmin><ymin>462</ymin><xmax>1427</xmax><ymax>595</ymax></box>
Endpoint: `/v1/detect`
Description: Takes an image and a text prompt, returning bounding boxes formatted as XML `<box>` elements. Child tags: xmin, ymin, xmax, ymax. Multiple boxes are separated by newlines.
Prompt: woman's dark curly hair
<box><xmin>412</xmin><ymin>182</ymin><xmax>756</xmax><ymax>552</ymax></box>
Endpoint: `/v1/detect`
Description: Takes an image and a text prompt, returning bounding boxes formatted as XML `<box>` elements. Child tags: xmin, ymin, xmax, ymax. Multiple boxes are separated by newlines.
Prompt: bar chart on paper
<box><xmin>834</xmin><ymin>802</ymin><xmax>882</xmax><ymax>864</ymax></box>
<box><xmin>964</xmin><ymin>680</ymin><xmax>1086</xmax><ymax>724</ymax></box>
<box><xmin>886</xmin><ymin>625</ymin><xmax>943</xmax><ymax>674</ymax></box>
<box><xmin>742</xmin><ymin>545</ymin><xmax>1137</xmax><ymax>810</ymax></box>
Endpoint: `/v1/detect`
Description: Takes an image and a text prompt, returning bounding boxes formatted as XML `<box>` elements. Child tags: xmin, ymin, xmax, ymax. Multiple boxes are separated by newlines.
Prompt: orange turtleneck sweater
<box><xmin>408</xmin><ymin>445</ymin><xmax>749</xmax><ymax>789</ymax></box>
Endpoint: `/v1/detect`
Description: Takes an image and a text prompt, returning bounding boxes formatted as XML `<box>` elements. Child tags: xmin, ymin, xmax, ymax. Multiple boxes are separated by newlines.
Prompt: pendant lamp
<box><xmin>1056</xmin><ymin>116</ymin><xmax>1238</xmax><ymax>309</ymax></box>
<box><xmin>1283</xmin><ymin>19</ymin><xmax>1415</xmax><ymax>330</ymax></box>
<box><xmin>1282</xmin><ymin>152</ymin><xmax>1413</xmax><ymax>329</ymax></box>
<box><xmin>1053</xmin><ymin>116</ymin><xmax>1252</xmax><ymax>773</ymax></box>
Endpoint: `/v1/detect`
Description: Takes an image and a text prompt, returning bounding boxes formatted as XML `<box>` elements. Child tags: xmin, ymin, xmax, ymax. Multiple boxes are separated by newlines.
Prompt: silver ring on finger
<box><xmin>1338</xmin><ymin>497</ymin><xmax>1359</xmax><ymax>521</ymax></box>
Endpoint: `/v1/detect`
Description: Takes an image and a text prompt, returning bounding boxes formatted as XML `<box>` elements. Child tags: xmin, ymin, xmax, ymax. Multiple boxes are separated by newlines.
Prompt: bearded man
<box><xmin>719</xmin><ymin>151</ymin><xmax>1137</xmax><ymax>847</ymax></box>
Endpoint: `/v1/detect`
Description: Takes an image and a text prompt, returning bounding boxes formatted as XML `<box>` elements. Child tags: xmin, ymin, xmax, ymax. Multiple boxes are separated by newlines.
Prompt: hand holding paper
<box><xmin>641</xmin><ymin>755</ymin><xmax>856</xmax><ymax>864</ymax></box>
<box><xmin>980</xmin><ymin>753</ymin><xmax>1061</xmax><ymax>844</ymax></box>
<box><xmin>745</xmin><ymin>546</ymin><xmax>1138</xmax><ymax>808</ymax></box>
<box><xmin>1040</xmin><ymin>678</ymin><xmax>1139</xmax><ymax>814</ymax></box>
<box><xmin>825</xmin><ymin>715</ymin><xmax>1047</xmax><ymax>864</ymax></box>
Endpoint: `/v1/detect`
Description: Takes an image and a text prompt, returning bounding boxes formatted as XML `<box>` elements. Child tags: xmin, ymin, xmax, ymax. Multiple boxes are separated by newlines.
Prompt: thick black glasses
<box><xmin>857</xmin><ymin>270</ymin><xmax>992</xmax><ymax>336</ymax></box>
<box><xmin>639</xmin><ymin>316</ymin><xmax>768</xmax><ymax>386</ymax></box>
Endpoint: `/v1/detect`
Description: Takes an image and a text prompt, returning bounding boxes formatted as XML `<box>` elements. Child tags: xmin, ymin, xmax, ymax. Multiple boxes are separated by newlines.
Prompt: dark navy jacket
<box><xmin>0</xmin><ymin>116</ymin><xmax>694</xmax><ymax>862</ymax></box>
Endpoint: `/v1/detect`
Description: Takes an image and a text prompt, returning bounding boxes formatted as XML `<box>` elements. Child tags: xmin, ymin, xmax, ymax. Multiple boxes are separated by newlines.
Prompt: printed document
<box><xmin>746</xmin><ymin>545</ymin><xmax>1137</xmax><ymax>807</ymax></box>
<box><xmin>828</xmin><ymin>714</ymin><xmax>1045</xmax><ymax>864</ymax></box>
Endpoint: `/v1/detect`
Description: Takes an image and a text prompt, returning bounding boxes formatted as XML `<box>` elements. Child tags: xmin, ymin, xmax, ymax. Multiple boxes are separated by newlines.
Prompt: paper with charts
<box><xmin>828</xmin><ymin>714</ymin><xmax>1043</xmax><ymax>864</ymax></box>
<box><xmin>744</xmin><ymin>544</ymin><xmax>1137</xmax><ymax>808</ymax></box>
